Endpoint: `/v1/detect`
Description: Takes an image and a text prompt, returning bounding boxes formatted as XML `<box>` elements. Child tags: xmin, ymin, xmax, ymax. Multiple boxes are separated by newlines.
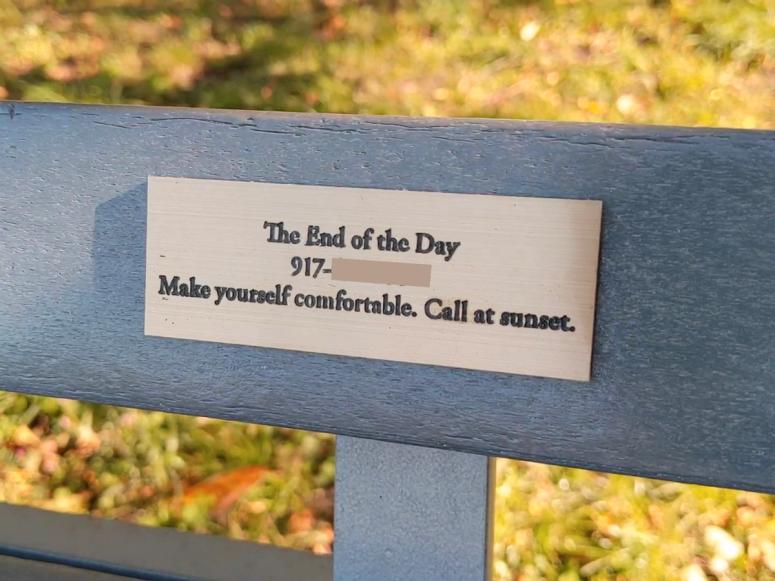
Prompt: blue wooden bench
<box><xmin>0</xmin><ymin>102</ymin><xmax>773</xmax><ymax>580</ymax></box>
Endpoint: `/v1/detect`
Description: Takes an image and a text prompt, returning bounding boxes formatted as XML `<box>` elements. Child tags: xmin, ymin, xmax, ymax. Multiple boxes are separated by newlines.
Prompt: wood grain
<box><xmin>145</xmin><ymin>177</ymin><xmax>601</xmax><ymax>381</ymax></box>
<box><xmin>1</xmin><ymin>102</ymin><xmax>774</xmax><ymax>493</ymax></box>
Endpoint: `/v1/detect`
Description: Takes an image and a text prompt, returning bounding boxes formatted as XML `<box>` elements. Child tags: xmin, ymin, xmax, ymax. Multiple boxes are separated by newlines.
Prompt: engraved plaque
<box><xmin>145</xmin><ymin>177</ymin><xmax>602</xmax><ymax>381</ymax></box>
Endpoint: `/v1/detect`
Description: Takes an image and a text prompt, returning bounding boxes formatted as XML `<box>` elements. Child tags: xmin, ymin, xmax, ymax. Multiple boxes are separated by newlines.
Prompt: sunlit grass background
<box><xmin>1</xmin><ymin>0</ymin><xmax>774</xmax><ymax>579</ymax></box>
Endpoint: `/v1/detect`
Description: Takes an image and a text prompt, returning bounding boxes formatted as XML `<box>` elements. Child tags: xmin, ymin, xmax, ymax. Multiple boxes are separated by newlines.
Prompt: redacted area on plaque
<box><xmin>144</xmin><ymin>177</ymin><xmax>602</xmax><ymax>381</ymax></box>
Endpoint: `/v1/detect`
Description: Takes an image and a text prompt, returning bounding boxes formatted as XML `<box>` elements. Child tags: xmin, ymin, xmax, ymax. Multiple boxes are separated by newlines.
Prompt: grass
<box><xmin>1</xmin><ymin>0</ymin><xmax>774</xmax><ymax>578</ymax></box>
<box><xmin>0</xmin><ymin>394</ymin><xmax>335</xmax><ymax>552</ymax></box>
<box><xmin>1</xmin><ymin>0</ymin><xmax>773</xmax><ymax>126</ymax></box>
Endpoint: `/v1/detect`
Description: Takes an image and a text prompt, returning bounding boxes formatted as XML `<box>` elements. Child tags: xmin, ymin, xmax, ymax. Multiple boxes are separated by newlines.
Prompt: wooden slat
<box><xmin>0</xmin><ymin>556</ymin><xmax>126</xmax><ymax>581</ymax></box>
<box><xmin>0</xmin><ymin>503</ymin><xmax>331</xmax><ymax>581</ymax></box>
<box><xmin>1</xmin><ymin>102</ymin><xmax>774</xmax><ymax>492</ymax></box>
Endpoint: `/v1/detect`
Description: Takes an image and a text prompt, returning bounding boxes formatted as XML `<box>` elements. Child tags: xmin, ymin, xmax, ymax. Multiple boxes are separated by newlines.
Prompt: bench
<box><xmin>1</xmin><ymin>101</ymin><xmax>773</xmax><ymax>580</ymax></box>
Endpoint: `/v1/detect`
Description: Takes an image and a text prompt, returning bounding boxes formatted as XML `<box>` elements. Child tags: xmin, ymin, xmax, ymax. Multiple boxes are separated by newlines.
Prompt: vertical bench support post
<box><xmin>334</xmin><ymin>437</ymin><xmax>494</xmax><ymax>581</ymax></box>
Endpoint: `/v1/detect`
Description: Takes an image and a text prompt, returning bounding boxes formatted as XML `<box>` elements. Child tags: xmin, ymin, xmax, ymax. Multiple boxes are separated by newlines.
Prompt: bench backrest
<box><xmin>1</xmin><ymin>102</ymin><xmax>774</xmax><ymax>495</ymax></box>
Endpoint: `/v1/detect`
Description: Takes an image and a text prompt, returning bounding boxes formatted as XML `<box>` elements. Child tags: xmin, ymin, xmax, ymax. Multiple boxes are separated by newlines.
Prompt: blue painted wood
<box><xmin>334</xmin><ymin>437</ymin><xmax>493</xmax><ymax>581</ymax></box>
<box><xmin>0</xmin><ymin>502</ymin><xmax>331</xmax><ymax>580</ymax></box>
<box><xmin>0</xmin><ymin>556</ymin><xmax>126</xmax><ymax>581</ymax></box>
<box><xmin>1</xmin><ymin>102</ymin><xmax>774</xmax><ymax>493</ymax></box>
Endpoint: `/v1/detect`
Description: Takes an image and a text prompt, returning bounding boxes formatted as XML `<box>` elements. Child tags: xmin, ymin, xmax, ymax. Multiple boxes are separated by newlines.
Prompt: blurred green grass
<box><xmin>0</xmin><ymin>394</ymin><xmax>336</xmax><ymax>552</ymax></box>
<box><xmin>1</xmin><ymin>0</ymin><xmax>774</xmax><ymax>579</ymax></box>
<box><xmin>1</xmin><ymin>0</ymin><xmax>773</xmax><ymax>125</ymax></box>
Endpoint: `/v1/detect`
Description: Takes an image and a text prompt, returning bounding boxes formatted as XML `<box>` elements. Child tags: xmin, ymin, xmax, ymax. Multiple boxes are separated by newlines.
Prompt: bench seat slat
<box><xmin>0</xmin><ymin>502</ymin><xmax>331</xmax><ymax>581</ymax></box>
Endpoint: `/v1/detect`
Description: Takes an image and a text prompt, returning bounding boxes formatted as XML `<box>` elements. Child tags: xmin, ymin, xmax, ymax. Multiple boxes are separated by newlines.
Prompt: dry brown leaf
<box><xmin>181</xmin><ymin>465</ymin><xmax>272</xmax><ymax>521</ymax></box>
